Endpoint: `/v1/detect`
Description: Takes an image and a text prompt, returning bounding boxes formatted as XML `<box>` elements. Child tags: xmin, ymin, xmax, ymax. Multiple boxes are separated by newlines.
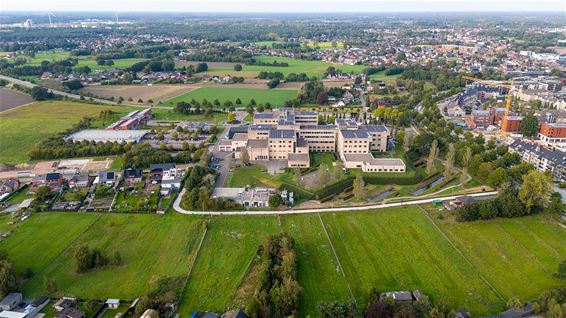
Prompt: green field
<box><xmin>22</xmin><ymin>50</ymin><xmax>146</xmax><ymax>71</ymax></box>
<box><xmin>0</xmin><ymin>101</ymin><xmax>136</xmax><ymax>164</ymax></box>
<box><xmin>164</xmin><ymin>86</ymin><xmax>298</xmax><ymax>108</ymax></box>
<box><xmin>2</xmin><ymin>208</ymin><xmax>564</xmax><ymax>317</ymax></box>
<box><xmin>201</xmin><ymin>55</ymin><xmax>366</xmax><ymax>79</ymax></box>
<box><xmin>21</xmin><ymin>213</ymin><xmax>204</xmax><ymax>299</ymax></box>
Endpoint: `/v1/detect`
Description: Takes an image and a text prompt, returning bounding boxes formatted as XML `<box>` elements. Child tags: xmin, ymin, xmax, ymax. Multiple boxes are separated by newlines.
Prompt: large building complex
<box><xmin>219</xmin><ymin>109</ymin><xmax>406</xmax><ymax>172</ymax></box>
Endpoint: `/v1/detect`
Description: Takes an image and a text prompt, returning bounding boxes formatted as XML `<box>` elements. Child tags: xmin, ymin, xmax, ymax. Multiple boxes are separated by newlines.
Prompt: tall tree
<box><xmin>463</xmin><ymin>146</ymin><xmax>472</xmax><ymax>168</ymax></box>
<box><xmin>240</xmin><ymin>148</ymin><xmax>250</xmax><ymax>166</ymax></box>
<box><xmin>403</xmin><ymin>130</ymin><xmax>413</xmax><ymax>153</ymax></box>
<box><xmin>518</xmin><ymin>170</ymin><xmax>551</xmax><ymax>212</ymax></box>
<box><xmin>426</xmin><ymin>139</ymin><xmax>438</xmax><ymax>176</ymax></box>
<box><xmin>444</xmin><ymin>143</ymin><xmax>456</xmax><ymax>179</ymax></box>
<box><xmin>519</xmin><ymin>113</ymin><xmax>539</xmax><ymax>139</ymax></box>
<box><xmin>353</xmin><ymin>174</ymin><xmax>365</xmax><ymax>199</ymax></box>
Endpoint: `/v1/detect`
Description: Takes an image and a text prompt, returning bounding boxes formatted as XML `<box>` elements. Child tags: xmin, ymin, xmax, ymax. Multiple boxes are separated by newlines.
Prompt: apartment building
<box><xmin>508</xmin><ymin>139</ymin><xmax>566</xmax><ymax>182</ymax></box>
<box><xmin>221</xmin><ymin>108</ymin><xmax>405</xmax><ymax>172</ymax></box>
<box><xmin>539</xmin><ymin>122</ymin><xmax>566</xmax><ymax>148</ymax></box>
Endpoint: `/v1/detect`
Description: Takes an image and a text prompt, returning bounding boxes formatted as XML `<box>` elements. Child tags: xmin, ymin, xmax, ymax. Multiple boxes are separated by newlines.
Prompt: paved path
<box><xmin>0</xmin><ymin>74</ymin><xmax>171</xmax><ymax>109</ymax></box>
<box><xmin>173</xmin><ymin>189</ymin><xmax>498</xmax><ymax>215</ymax></box>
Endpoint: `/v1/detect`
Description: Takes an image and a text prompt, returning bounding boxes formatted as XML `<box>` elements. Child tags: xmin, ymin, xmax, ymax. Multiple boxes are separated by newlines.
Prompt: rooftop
<box><xmin>247</xmin><ymin>139</ymin><xmax>268</xmax><ymax>148</ymax></box>
<box><xmin>66</xmin><ymin>130</ymin><xmax>148</xmax><ymax>143</ymax></box>
<box><xmin>269</xmin><ymin>129</ymin><xmax>295</xmax><ymax>139</ymax></box>
<box><xmin>340</xmin><ymin>129</ymin><xmax>369</xmax><ymax>139</ymax></box>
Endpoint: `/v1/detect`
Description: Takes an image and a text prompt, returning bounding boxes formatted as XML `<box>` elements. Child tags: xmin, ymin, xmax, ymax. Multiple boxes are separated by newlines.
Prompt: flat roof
<box><xmin>340</xmin><ymin>129</ymin><xmax>369</xmax><ymax>139</ymax></box>
<box><xmin>247</xmin><ymin>139</ymin><xmax>269</xmax><ymax>148</ymax></box>
<box><xmin>66</xmin><ymin>130</ymin><xmax>148</xmax><ymax>143</ymax></box>
<box><xmin>288</xmin><ymin>153</ymin><xmax>310</xmax><ymax>162</ymax></box>
<box><xmin>269</xmin><ymin>129</ymin><xmax>295</xmax><ymax>139</ymax></box>
<box><xmin>233</xmin><ymin>133</ymin><xmax>248</xmax><ymax>141</ymax></box>
<box><xmin>343</xmin><ymin>154</ymin><xmax>406</xmax><ymax>166</ymax></box>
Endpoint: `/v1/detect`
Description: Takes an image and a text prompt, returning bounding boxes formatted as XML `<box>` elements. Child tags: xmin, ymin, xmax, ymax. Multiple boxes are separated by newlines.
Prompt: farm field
<box><xmin>0</xmin><ymin>101</ymin><xmax>136</xmax><ymax>164</ymax></box>
<box><xmin>21</xmin><ymin>50</ymin><xmax>146</xmax><ymax>71</ymax></box>
<box><xmin>438</xmin><ymin>214</ymin><xmax>566</xmax><ymax>302</ymax></box>
<box><xmin>151</xmin><ymin>108</ymin><xmax>227</xmax><ymax>122</ymax></box>
<box><xmin>22</xmin><ymin>213</ymin><xmax>204</xmax><ymax>299</ymax></box>
<box><xmin>0</xmin><ymin>213</ymin><xmax>100</xmax><ymax>274</ymax></box>
<box><xmin>163</xmin><ymin>86</ymin><xmax>298</xmax><ymax>107</ymax></box>
<box><xmin>0</xmin><ymin>88</ymin><xmax>34</xmax><ymax>112</ymax></box>
<box><xmin>199</xmin><ymin>55</ymin><xmax>367</xmax><ymax>79</ymax></box>
<box><xmin>321</xmin><ymin>208</ymin><xmax>505</xmax><ymax>314</ymax></box>
<box><xmin>178</xmin><ymin>216</ymin><xmax>280</xmax><ymax>315</ymax></box>
<box><xmin>75</xmin><ymin>58</ymin><xmax>147</xmax><ymax>71</ymax></box>
<box><xmin>2</xmin><ymin>209</ymin><xmax>563</xmax><ymax>317</ymax></box>
<box><xmin>80</xmin><ymin>84</ymin><xmax>198</xmax><ymax>103</ymax></box>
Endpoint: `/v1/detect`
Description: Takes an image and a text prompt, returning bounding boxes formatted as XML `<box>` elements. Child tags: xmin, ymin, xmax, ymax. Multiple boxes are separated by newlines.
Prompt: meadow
<box><xmin>23</xmin><ymin>50</ymin><xmax>146</xmax><ymax>72</ymax></box>
<box><xmin>1</xmin><ymin>208</ymin><xmax>563</xmax><ymax>317</ymax></box>
<box><xmin>0</xmin><ymin>101</ymin><xmax>136</xmax><ymax>164</ymax></box>
<box><xmin>21</xmin><ymin>213</ymin><xmax>204</xmax><ymax>299</ymax></box>
<box><xmin>163</xmin><ymin>86</ymin><xmax>298</xmax><ymax>107</ymax></box>
<box><xmin>200</xmin><ymin>55</ymin><xmax>367</xmax><ymax>79</ymax></box>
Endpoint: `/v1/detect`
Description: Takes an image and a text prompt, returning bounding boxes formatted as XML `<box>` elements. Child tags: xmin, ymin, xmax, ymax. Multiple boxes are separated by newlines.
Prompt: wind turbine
<box><xmin>47</xmin><ymin>12</ymin><xmax>55</xmax><ymax>26</ymax></box>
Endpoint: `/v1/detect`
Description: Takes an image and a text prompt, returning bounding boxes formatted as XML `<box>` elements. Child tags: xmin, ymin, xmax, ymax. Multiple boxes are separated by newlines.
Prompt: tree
<box><xmin>554</xmin><ymin>259</ymin><xmax>566</xmax><ymax>279</ymax></box>
<box><xmin>463</xmin><ymin>146</ymin><xmax>473</xmax><ymax>168</ymax></box>
<box><xmin>234</xmin><ymin>64</ymin><xmax>242</xmax><ymax>71</ymax></box>
<box><xmin>519</xmin><ymin>113</ymin><xmax>539</xmax><ymax>139</ymax></box>
<box><xmin>546</xmin><ymin>193</ymin><xmax>564</xmax><ymax>214</ymax></box>
<box><xmin>195</xmin><ymin>62</ymin><xmax>208</xmax><ymax>73</ymax></box>
<box><xmin>507</xmin><ymin>297</ymin><xmax>523</xmax><ymax>310</ymax></box>
<box><xmin>318</xmin><ymin>301</ymin><xmax>358</xmax><ymax>318</ymax></box>
<box><xmin>444</xmin><ymin>143</ymin><xmax>455</xmax><ymax>179</ymax></box>
<box><xmin>35</xmin><ymin>186</ymin><xmax>52</xmax><ymax>202</ymax></box>
<box><xmin>403</xmin><ymin>130</ymin><xmax>413</xmax><ymax>153</ymax></box>
<box><xmin>44</xmin><ymin>276</ymin><xmax>58</xmax><ymax>294</ymax></box>
<box><xmin>519</xmin><ymin>170</ymin><xmax>551</xmax><ymax>213</ymax></box>
<box><xmin>353</xmin><ymin>174</ymin><xmax>365</xmax><ymax>199</ymax></box>
<box><xmin>240</xmin><ymin>148</ymin><xmax>250</xmax><ymax>166</ymax></box>
<box><xmin>426</xmin><ymin>139</ymin><xmax>438</xmax><ymax>176</ymax></box>
<box><xmin>30</xmin><ymin>86</ymin><xmax>52</xmax><ymax>100</ymax></box>
<box><xmin>269</xmin><ymin>194</ymin><xmax>282</xmax><ymax>208</ymax></box>
<box><xmin>227</xmin><ymin>112</ymin><xmax>236</xmax><ymax>122</ymax></box>
<box><xmin>487</xmin><ymin>167</ymin><xmax>508</xmax><ymax>188</ymax></box>
<box><xmin>0</xmin><ymin>260</ymin><xmax>16</xmax><ymax>298</ymax></box>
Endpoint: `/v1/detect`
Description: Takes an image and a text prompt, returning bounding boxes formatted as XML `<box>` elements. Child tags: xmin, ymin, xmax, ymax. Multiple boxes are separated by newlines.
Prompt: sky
<box><xmin>1</xmin><ymin>0</ymin><xmax>564</xmax><ymax>13</ymax></box>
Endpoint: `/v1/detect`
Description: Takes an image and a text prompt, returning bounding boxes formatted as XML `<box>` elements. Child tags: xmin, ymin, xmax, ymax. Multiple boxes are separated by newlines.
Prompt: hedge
<box><xmin>314</xmin><ymin>176</ymin><xmax>355</xmax><ymax>200</ymax></box>
<box><xmin>278</xmin><ymin>182</ymin><xmax>314</xmax><ymax>200</ymax></box>
<box><xmin>363</xmin><ymin>171</ymin><xmax>424</xmax><ymax>185</ymax></box>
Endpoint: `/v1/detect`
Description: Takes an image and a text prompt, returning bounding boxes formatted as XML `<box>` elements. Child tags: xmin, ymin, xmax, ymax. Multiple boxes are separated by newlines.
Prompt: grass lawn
<box><xmin>225</xmin><ymin>165</ymin><xmax>296</xmax><ymax>189</ymax></box>
<box><xmin>22</xmin><ymin>50</ymin><xmax>145</xmax><ymax>72</ymax></box>
<box><xmin>438</xmin><ymin>214</ymin><xmax>566</xmax><ymax>302</ymax></box>
<box><xmin>179</xmin><ymin>215</ymin><xmax>280</xmax><ymax>315</ymax></box>
<box><xmin>22</xmin><ymin>213</ymin><xmax>204</xmax><ymax>299</ymax></box>
<box><xmin>75</xmin><ymin>58</ymin><xmax>147</xmax><ymax>72</ymax></box>
<box><xmin>112</xmin><ymin>190</ymin><xmax>159</xmax><ymax>212</ymax></box>
<box><xmin>0</xmin><ymin>101</ymin><xmax>136</xmax><ymax>164</ymax></box>
<box><xmin>3</xmin><ymin>185</ymin><xmax>34</xmax><ymax>204</ymax></box>
<box><xmin>200</xmin><ymin>56</ymin><xmax>366</xmax><ymax>79</ymax></box>
<box><xmin>310</xmin><ymin>152</ymin><xmax>336</xmax><ymax>168</ymax></box>
<box><xmin>151</xmin><ymin>108</ymin><xmax>226</xmax><ymax>122</ymax></box>
<box><xmin>280</xmin><ymin>214</ymin><xmax>351</xmax><ymax>316</ymax></box>
<box><xmin>0</xmin><ymin>213</ymin><xmax>100</xmax><ymax>275</ymax></box>
<box><xmin>163</xmin><ymin>87</ymin><xmax>298</xmax><ymax>108</ymax></box>
<box><xmin>321</xmin><ymin>207</ymin><xmax>504</xmax><ymax>314</ymax></box>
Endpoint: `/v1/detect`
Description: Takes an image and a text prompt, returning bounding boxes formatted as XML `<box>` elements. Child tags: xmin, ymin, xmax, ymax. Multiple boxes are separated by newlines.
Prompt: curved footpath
<box><xmin>173</xmin><ymin>189</ymin><xmax>498</xmax><ymax>215</ymax></box>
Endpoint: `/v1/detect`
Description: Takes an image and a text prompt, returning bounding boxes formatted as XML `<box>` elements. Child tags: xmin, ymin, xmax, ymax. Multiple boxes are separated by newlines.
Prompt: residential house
<box><xmin>31</xmin><ymin>172</ymin><xmax>64</xmax><ymax>192</ymax></box>
<box><xmin>94</xmin><ymin>172</ymin><xmax>117</xmax><ymax>187</ymax></box>
<box><xmin>123</xmin><ymin>168</ymin><xmax>143</xmax><ymax>188</ymax></box>
<box><xmin>379</xmin><ymin>291</ymin><xmax>413</xmax><ymax>302</ymax></box>
<box><xmin>105</xmin><ymin>299</ymin><xmax>120</xmax><ymax>310</ymax></box>
<box><xmin>0</xmin><ymin>293</ymin><xmax>23</xmax><ymax>311</ymax></box>
<box><xmin>69</xmin><ymin>175</ymin><xmax>90</xmax><ymax>188</ymax></box>
<box><xmin>148</xmin><ymin>163</ymin><xmax>177</xmax><ymax>184</ymax></box>
<box><xmin>0</xmin><ymin>178</ymin><xmax>21</xmax><ymax>196</ymax></box>
<box><xmin>508</xmin><ymin>139</ymin><xmax>566</xmax><ymax>181</ymax></box>
<box><xmin>444</xmin><ymin>196</ymin><xmax>477</xmax><ymax>211</ymax></box>
<box><xmin>53</xmin><ymin>298</ymin><xmax>76</xmax><ymax>312</ymax></box>
<box><xmin>221</xmin><ymin>309</ymin><xmax>249</xmax><ymax>318</ymax></box>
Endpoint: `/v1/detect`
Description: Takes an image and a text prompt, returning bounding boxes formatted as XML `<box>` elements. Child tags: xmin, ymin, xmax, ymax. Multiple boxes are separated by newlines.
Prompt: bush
<box><xmin>314</xmin><ymin>177</ymin><xmax>354</xmax><ymax>200</ymax></box>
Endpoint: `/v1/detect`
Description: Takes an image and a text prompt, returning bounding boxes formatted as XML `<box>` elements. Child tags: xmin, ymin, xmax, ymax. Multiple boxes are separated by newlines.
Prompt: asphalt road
<box><xmin>173</xmin><ymin>190</ymin><xmax>498</xmax><ymax>215</ymax></box>
<box><xmin>0</xmin><ymin>74</ymin><xmax>172</xmax><ymax>109</ymax></box>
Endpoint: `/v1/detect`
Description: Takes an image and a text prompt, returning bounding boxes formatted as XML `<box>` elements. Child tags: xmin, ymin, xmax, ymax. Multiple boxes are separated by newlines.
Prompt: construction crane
<box><xmin>463</xmin><ymin>76</ymin><xmax>517</xmax><ymax>135</ymax></box>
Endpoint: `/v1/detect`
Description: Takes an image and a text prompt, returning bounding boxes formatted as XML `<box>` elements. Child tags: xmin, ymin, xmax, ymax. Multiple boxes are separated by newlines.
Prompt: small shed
<box><xmin>106</xmin><ymin>299</ymin><xmax>120</xmax><ymax>309</ymax></box>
